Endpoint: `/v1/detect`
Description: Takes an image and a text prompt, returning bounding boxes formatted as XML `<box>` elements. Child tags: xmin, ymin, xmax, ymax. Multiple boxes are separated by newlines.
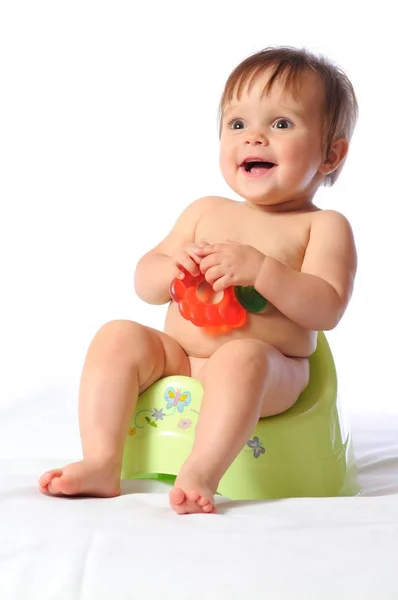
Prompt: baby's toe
<box><xmin>39</xmin><ymin>470</ymin><xmax>64</xmax><ymax>494</ymax></box>
<box><xmin>169</xmin><ymin>488</ymin><xmax>190</xmax><ymax>514</ymax></box>
<box><xmin>202</xmin><ymin>502</ymin><xmax>216</xmax><ymax>513</ymax></box>
<box><xmin>186</xmin><ymin>490</ymin><xmax>200</xmax><ymax>502</ymax></box>
<box><xmin>47</xmin><ymin>476</ymin><xmax>64</xmax><ymax>495</ymax></box>
<box><xmin>169</xmin><ymin>487</ymin><xmax>186</xmax><ymax>506</ymax></box>
<box><xmin>39</xmin><ymin>470</ymin><xmax>61</xmax><ymax>488</ymax></box>
<box><xmin>50</xmin><ymin>472</ymin><xmax>80</xmax><ymax>495</ymax></box>
<box><xmin>197</xmin><ymin>495</ymin><xmax>210</xmax><ymax>507</ymax></box>
<box><xmin>197</xmin><ymin>495</ymin><xmax>216</xmax><ymax>513</ymax></box>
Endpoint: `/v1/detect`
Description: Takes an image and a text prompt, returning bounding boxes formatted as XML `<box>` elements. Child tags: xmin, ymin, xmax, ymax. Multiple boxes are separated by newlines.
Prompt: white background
<box><xmin>0</xmin><ymin>0</ymin><xmax>397</xmax><ymax>456</ymax></box>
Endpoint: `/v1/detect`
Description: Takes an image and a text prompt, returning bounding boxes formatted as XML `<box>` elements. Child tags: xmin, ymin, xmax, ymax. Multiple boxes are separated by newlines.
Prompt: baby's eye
<box><xmin>228</xmin><ymin>119</ymin><xmax>247</xmax><ymax>130</ymax></box>
<box><xmin>272</xmin><ymin>118</ymin><xmax>293</xmax><ymax>129</ymax></box>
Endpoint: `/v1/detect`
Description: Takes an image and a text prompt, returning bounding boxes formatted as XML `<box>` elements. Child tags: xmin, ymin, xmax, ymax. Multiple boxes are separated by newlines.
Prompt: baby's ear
<box><xmin>318</xmin><ymin>138</ymin><xmax>349</xmax><ymax>175</ymax></box>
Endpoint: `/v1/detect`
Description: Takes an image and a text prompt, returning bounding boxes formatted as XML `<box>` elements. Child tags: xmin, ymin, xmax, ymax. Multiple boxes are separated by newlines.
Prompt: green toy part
<box><xmin>121</xmin><ymin>332</ymin><xmax>359</xmax><ymax>500</ymax></box>
<box><xmin>234</xmin><ymin>285</ymin><xmax>268</xmax><ymax>313</ymax></box>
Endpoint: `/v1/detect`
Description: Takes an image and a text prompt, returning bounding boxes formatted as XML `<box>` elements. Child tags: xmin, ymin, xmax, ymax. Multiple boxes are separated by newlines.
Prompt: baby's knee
<box><xmin>92</xmin><ymin>320</ymin><xmax>150</xmax><ymax>361</ymax></box>
<box><xmin>95</xmin><ymin>319</ymin><xmax>142</xmax><ymax>342</ymax></box>
<box><xmin>219</xmin><ymin>338</ymin><xmax>271</xmax><ymax>375</ymax></box>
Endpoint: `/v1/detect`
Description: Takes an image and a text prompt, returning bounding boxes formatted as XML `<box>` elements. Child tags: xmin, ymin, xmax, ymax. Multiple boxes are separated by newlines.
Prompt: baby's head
<box><xmin>218</xmin><ymin>47</ymin><xmax>358</xmax><ymax>207</ymax></box>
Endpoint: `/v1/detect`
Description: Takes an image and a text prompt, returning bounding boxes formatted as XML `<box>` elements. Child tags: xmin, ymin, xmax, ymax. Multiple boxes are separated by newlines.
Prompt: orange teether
<box><xmin>170</xmin><ymin>271</ymin><xmax>247</xmax><ymax>333</ymax></box>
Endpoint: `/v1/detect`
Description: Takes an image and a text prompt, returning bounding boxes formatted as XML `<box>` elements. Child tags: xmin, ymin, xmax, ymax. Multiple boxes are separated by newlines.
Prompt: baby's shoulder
<box><xmin>168</xmin><ymin>196</ymin><xmax>234</xmax><ymax>239</ymax></box>
<box><xmin>190</xmin><ymin>195</ymin><xmax>236</xmax><ymax>213</ymax></box>
<box><xmin>310</xmin><ymin>209</ymin><xmax>353</xmax><ymax>232</ymax></box>
<box><xmin>182</xmin><ymin>195</ymin><xmax>237</xmax><ymax>225</ymax></box>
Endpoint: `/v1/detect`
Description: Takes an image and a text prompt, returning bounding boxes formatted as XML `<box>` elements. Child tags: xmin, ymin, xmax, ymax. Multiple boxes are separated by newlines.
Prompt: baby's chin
<box><xmin>221</xmin><ymin>173</ymin><xmax>287</xmax><ymax>209</ymax></box>
<box><xmin>238</xmin><ymin>192</ymin><xmax>284</xmax><ymax>211</ymax></box>
<box><xmin>245</xmin><ymin>200</ymin><xmax>282</xmax><ymax>212</ymax></box>
<box><xmin>236</xmin><ymin>187</ymin><xmax>313</xmax><ymax>212</ymax></box>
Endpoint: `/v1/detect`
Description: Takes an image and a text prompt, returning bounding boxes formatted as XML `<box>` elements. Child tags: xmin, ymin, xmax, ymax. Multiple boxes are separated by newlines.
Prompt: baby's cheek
<box><xmin>219</xmin><ymin>151</ymin><xmax>235</xmax><ymax>180</ymax></box>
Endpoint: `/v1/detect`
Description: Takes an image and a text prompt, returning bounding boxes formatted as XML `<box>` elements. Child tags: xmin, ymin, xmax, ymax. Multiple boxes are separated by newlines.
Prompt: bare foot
<box><xmin>169</xmin><ymin>468</ymin><xmax>217</xmax><ymax>515</ymax></box>
<box><xmin>38</xmin><ymin>459</ymin><xmax>121</xmax><ymax>498</ymax></box>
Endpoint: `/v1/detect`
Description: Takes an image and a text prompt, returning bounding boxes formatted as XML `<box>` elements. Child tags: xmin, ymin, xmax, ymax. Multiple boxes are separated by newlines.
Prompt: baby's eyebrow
<box><xmin>222</xmin><ymin>105</ymin><xmax>237</xmax><ymax>118</ymax></box>
<box><xmin>223</xmin><ymin>102</ymin><xmax>305</xmax><ymax>119</ymax></box>
<box><xmin>278</xmin><ymin>103</ymin><xmax>306</xmax><ymax>119</ymax></box>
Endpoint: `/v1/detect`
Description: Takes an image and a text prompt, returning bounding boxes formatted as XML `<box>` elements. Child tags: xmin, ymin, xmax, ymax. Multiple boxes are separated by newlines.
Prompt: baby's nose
<box><xmin>244</xmin><ymin>132</ymin><xmax>269</xmax><ymax>146</ymax></box>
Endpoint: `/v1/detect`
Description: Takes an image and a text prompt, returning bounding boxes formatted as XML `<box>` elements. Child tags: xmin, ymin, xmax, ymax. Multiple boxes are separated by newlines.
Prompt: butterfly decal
<box><xmin>164</xmin><ymin>386</ymin><xmax>191</xmax><ymax>413</ymax></box>
<box><xmin>247</xmin><ymin>436</ymin><xmax>265</xmax><ymax>458</ymax></box>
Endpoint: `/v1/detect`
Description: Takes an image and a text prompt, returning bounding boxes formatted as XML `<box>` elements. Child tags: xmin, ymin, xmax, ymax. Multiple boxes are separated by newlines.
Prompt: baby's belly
<box><xmin>164</xmin><ymin>301</ymin><xmax>317</xmax><ymax>359</ymax></box>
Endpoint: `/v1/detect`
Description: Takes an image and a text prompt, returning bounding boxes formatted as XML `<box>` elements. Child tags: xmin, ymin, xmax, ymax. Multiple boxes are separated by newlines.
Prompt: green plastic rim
<box><xmin>234</xmin><ymin>285</ymin><xmax>268</xmax><ymax>313</ymax></box>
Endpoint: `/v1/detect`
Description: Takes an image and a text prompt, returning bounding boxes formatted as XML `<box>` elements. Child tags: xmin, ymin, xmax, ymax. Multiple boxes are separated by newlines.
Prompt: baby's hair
<box><xmin>219</xmin><ymin>46</ymin><xmax>358</xmax><ymax>185</ymax></box>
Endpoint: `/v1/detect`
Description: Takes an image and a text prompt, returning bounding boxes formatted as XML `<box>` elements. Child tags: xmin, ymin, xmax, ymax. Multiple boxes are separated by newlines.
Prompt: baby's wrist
<box><xmin>254</xmin><ymin>255</ymin><xmax>269</xmax><ymax>295</ymax></box>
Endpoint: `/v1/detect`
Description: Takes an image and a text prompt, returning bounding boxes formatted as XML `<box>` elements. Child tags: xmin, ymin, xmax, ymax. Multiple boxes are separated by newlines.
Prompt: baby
<box><xmin>39</xmin><ymin>46</ymin><xmax>358</xmax><ymax>514</ymax></box>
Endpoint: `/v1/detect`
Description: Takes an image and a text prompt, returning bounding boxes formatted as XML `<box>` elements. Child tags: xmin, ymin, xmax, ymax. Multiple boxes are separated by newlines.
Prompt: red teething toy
<box><xmin>170</xmin><ymin>270</ymin><xmax>247</xmax><ymax>332</ymax></box>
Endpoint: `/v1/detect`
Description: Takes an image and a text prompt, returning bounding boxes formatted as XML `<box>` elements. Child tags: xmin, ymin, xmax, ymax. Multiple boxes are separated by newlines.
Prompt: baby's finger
<box><xmin>173</xmin><ymin>266</ymin><xmax>186</xmax><ymax>280</ymax></box>
<box><xmin>194</xmin><ymin>244</ymin><xmax>214</xmax><ymax>256</ymax></box>
<box><xmin>212</xmin><ymin>275</ymin><xmax>230</xmax><ymax>292</ymax></box>
<box><xmin>199</xmin><ymin>253</ymin><xmax>219</xmax><ymax>273</ymax></box>
<box><xmin>184</xmin><ymin>242</ymin><xmax>205</xmax><ymax>264</ymax></box>
<box><xmin>204</xmin><ymin>265</ymin><xmax>224</xmax><ymax>285</ymax></box>
<box><xmin>188</xmin><ymin>249</ymin><xmax>203</xmax><ymax>265</ymax></box>
<box><xmin>176</xmin><ymin>255</ymin><xmax>201</xmax><ymax>277</ymax></box>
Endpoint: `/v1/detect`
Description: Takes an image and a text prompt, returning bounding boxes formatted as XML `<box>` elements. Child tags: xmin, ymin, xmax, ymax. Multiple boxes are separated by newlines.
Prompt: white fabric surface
<box><xmin>0</xmin><ymin>407</ymin><xmax>397</xmax><ymax>600</ymax></box>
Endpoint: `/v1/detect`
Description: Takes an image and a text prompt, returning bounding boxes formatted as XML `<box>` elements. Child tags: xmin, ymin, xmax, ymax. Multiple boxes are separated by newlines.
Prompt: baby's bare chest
<box><xmin>195</xmin><ymin>205</ymin><xmax>311</xmax><ymax>270</ymax></box>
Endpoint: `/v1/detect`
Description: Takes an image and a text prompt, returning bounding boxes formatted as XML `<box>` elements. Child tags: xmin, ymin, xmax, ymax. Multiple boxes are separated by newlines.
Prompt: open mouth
<box><xmin>241</xmin><ymin>159</ymin><xmax>276</xmax><ymax>173</ymax></box>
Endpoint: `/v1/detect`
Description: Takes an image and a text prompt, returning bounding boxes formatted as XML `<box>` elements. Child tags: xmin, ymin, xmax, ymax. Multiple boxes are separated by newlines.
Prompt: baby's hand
<box><xmin>171</xmin><ymin>241</ymin><xmax>207</xmax><ymax>280</ymax></box>
<box><xmin>195</xmin><ymin>241</ymin><xmax>264</xmax><ymax>292</ymax></box>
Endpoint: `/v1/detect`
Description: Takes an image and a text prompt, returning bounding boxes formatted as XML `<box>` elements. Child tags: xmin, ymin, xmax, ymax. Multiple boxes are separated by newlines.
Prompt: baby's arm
<box><xmin>134</xmin><ymin>196</ymin><xmax>222</xmax><ymax>305</ymax></box>
<box><xmin>254</xmin><ymin>210</ymin><xmax>357</xmax><ymax>331</ymax></box>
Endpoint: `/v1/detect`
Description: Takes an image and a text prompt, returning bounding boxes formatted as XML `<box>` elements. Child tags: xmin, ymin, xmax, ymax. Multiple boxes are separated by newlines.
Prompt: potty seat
<box><xmin>121</xmin><ymin>332</ymin><xmax>359</xmax><ymax>499</ymax></box>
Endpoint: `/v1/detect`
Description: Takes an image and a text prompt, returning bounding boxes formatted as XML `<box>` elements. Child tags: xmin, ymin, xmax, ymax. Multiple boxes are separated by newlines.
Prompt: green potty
<box><xmin>121</xmin><ymin>332</ymin><xmax>359</xmax><ymax>500</ymax></box>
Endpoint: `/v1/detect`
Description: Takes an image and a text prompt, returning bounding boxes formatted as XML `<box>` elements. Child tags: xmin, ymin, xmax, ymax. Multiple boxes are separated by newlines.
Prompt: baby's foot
<box><xmin>38</xmin><ymin>459</ymin><xmax>121</xmax><ymax>498</ymax></box>
<box><xmin>169</xmin><ymin>468</ymin><xmax>217</xmax><ymax>515</ymax></box>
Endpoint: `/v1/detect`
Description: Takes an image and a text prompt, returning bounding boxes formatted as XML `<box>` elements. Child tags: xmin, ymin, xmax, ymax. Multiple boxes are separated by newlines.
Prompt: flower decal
<box><xmin>151</xmin><ymin>408</ymin><xmax>166</xmax><ymax>421</ymax></box>
<box><xmin>178</xmin><ymin>418</ymin><xmax>192</xmax><ymax>430</ymax></box>
<box><xmin>128</xmin><ymin>427</ymin><xmax>137</xmax><ymax>437</ymax></box>
<box><xmin>247</xmin><ymin>436</ymin><xmax>265</xmax><ymax>458</ymax></box>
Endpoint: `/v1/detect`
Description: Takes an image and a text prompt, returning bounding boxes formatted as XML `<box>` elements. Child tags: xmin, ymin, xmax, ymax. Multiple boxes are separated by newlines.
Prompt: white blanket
<box><xmin>0</xmin><ymin>412</ymin><xmax>397</xmax><ymax>600</ymax></box>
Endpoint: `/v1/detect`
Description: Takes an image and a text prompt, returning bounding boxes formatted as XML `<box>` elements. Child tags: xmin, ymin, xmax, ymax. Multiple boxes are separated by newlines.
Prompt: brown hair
<box><xmin>219</xmin><ymin>46</ymin><xmax>358</xmax><ymax>185</ymax></box>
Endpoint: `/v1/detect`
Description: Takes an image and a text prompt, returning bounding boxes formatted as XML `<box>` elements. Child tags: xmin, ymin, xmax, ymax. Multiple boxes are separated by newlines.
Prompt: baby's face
<box><xmin>219</xmin><ymin>69</ymin><xmax>327</xmax><ymax>210</ymax></box>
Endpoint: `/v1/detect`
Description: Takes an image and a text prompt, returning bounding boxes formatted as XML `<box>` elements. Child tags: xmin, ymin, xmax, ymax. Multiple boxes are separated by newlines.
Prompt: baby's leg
<box><xmin>39</xmin><ymin>320</ymin><xmax>190</xmax><ymax>497</ymax></box>
<box><xmin>170</xmin><ymin>339</ymin><xmax>309</xmax><ymax>514</ymax></box>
